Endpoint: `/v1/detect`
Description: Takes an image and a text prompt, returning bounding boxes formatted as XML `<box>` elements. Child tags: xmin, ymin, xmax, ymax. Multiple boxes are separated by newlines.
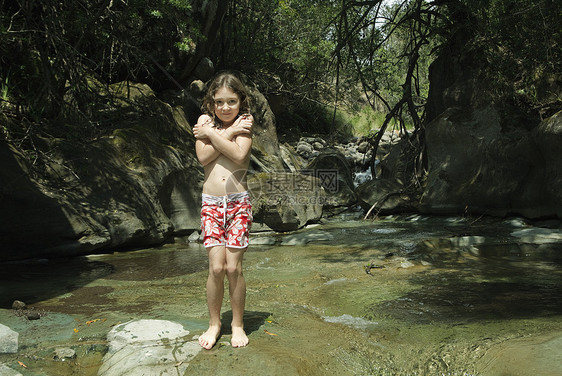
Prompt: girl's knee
<box><xmin>209</xmin><ymin>263</ymin><xmax>226</xmax><ymax>279</ymax></box>
<box><xmin>225</xmin><ymin>263</ymin><xmax>243</xmax><ymax>278</ymax></box>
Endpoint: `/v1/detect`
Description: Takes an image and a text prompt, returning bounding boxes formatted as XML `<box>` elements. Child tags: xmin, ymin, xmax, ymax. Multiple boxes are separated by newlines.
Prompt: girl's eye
<box><xmin>214</xmin><ymin>98</ymin><xmax>239</xmax><ymax>107</ymax></box>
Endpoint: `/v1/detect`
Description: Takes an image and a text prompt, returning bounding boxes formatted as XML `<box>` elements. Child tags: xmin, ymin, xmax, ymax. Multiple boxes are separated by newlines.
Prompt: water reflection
<box><xmin>373</xmin><ymin>274</ymin><xmax>562</xmax><ymax>324</ymax></box>
<box><xmin>0</xmin><ymin>242</ymin><xmax>208</xmax><ymax>308</ymax></box>
<box><xmin>98</xmin><ymin>242</ymin><xmax>208</xmax><ymax>281</ymax></box>
<box><xmin>0</xmin><ymin>257</ymin><xmax>114</xmax><ymax>308</ymax></box>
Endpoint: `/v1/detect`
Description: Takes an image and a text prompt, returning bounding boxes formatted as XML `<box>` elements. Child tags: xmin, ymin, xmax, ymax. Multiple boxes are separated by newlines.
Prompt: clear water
<box><xmin>0</xmin><ymin>214</ymin><xmax>561</xmax><ymax>375</ymax></box>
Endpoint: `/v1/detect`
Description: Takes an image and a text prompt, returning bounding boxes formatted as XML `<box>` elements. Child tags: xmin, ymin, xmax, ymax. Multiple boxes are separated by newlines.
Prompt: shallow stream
<box><xmin>1</xmin><ymin>213</ymin><xmax>561</xmax><ymax>375</ymax></box>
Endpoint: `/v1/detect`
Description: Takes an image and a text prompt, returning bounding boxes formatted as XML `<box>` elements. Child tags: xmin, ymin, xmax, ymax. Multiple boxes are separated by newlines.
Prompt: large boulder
<box><xmin>248</xmin><ymin>172</ymin><xmax>325</xmax><ymax>232</ymax></box>
<box><xmin>356</xmin><ymin>178</ymin><xmax>415</xmax><ymax>216</ymax></box>
<box><xmin>420</xmin><ymin>28</ymin><xmax>562</xmax><ymax>219</ymax></box>
<box><xmin>245</xmin><ymin>78</ymin><xmax>285</xmax><ymax>173</ymax></box>
<box><xmin>532</xmin><ymin>111</ymin><xmax>562</xmax><ymax>217</ymax></box>
<box><xmin>420</xmin><ymin>107</ymin><xmax>561</xmax><ymax>218</ymax></box>
<box><xmin>305</xmin><ymin>149</ymin><xmax>357</xmax><ymax>208</ymax></box>
<box><xmin>0</xmin><ymin>82</ymin><xmax>202</xmax><ymax>261</ymax></box>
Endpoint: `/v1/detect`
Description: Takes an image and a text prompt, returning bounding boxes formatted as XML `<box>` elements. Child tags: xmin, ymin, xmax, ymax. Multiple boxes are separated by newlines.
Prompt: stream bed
<box><xmin>1</xmin><ymin>213</ymin><xmax>561</xmax><ymax>375</ymax></box>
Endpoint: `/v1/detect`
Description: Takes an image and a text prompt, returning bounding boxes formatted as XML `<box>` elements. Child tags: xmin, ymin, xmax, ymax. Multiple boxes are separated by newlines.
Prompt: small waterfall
<box><xmin>353</xmin><ymin>160</ymin><xmax>379</xmax><ymax>187</ymax></box>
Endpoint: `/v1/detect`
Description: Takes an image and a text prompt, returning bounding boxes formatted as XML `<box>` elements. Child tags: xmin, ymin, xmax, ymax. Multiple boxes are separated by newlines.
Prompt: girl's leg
<box><xmin>225</xmin><ymin>246</ymin><xmax>249</xmax><ymax>347</ymax></box>
<box><xmin>199</xmin><ymin>245</ymin><xmax>226</xmax><ymax>350</ymax></box>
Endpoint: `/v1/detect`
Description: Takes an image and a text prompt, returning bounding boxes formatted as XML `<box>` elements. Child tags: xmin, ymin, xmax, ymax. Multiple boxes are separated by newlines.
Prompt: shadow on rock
<box><xmin>220</xmin><ymin>310</ymin><xmax>272</xmax><ymax>335</ymax></box>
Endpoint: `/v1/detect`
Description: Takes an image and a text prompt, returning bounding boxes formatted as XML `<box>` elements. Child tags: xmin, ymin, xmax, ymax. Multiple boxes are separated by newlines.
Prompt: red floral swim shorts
<box><xmin>200</xmin><ymin>192</ymin><xmax>252</xmax><ymax>249</ymax></box>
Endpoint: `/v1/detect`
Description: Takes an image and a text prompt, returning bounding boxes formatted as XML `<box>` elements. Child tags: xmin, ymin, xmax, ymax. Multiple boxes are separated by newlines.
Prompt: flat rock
<box><xmin>98</xmin><ymin>319</ymin><xmax>201</xmax><ymax>376</ymax></box>
<box><xmin>280</xmin><ymin>230</ymin><xmax>334</xmax><ymax>246</ymax></box>
<box><xmin>0</xmin><ymin>324</ymin><xmax>18</xmax><ymax>354</ymax></box>
<box><xmin>511</xmin><ymin>228</ymin><xmax>562</xmax><ymax>243</ymax></box>
<box><xmin>250</xmin><ymin>236</ymin><xmax>277</xmax><ymax>245</ymax></box>
<box><xmin>0</xmin><ymin>364</ymin><xmax>23</xmax><ymax>376</ymax></box>
<box><xmin>449</xmin><ymin>235</ymin><xmax>487</xmax><ymax>247</ymax></box>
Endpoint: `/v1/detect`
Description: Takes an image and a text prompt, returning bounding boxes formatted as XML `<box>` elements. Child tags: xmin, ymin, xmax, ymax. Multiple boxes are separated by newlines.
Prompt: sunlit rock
<box><xmin>0</xmin><ymin>364</ymin><xmax>22</xmax><ymax>376</ymax></box>
<box><xmin>511</xmin><ymin>228</ymin><xmax>562</xmax><ymax>244</ymax></box>
<box><xmin>99</xmin><ymin>319</ymin><xmax>200</xmax><ymax>376</ymax></box>
<box><xmin>0</xmin><ymin>324</ymin><xmax>18</xmax><ymax>354</ymax></box>
<box><xmin>280</xmin><ymin>230</ymin><xmax>334</xmax><ymax>246</ymax></box>
<box><xmin>248</xmin><ymin>172</ymin><xmax>325</xmax><ymax>232</ymax></box>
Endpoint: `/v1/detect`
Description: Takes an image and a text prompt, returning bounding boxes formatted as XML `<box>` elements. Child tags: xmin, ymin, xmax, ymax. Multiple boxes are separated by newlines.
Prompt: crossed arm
<box><xmin>194</xmin><ymin>114</ymin><xmax>253</xmax><ymax>166</ymax></box>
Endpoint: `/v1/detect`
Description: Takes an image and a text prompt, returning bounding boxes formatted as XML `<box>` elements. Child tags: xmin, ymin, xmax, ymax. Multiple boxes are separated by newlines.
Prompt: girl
<box><xmin>193</xmin><ymin>72</ymin><xmax>253</xmax><ymax>349</ymax></box>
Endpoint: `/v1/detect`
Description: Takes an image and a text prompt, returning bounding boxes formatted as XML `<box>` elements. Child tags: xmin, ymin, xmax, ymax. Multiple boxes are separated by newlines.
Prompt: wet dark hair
<box><xmin>200</xmin><ymin>72</ymin><xmax>251</xmax><ymax>126</ymax></box>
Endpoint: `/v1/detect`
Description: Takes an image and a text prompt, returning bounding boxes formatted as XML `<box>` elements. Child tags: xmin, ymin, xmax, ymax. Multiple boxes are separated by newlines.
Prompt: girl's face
<box><xmin>213</xmin><ymin>87</ymin><xmax>240</xmax><ymax>126</ymax></box>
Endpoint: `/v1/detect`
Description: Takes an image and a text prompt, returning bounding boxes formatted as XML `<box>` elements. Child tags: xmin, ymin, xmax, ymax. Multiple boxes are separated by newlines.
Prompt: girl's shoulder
<box><xmin>197</xmin><ymin>114</ymin><xmax>214</xmax><ymax>125</ymax></box>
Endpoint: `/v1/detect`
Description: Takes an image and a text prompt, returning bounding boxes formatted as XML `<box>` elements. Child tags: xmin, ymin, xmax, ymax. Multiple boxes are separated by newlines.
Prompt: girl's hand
<box><xmin>228</xmin><ymin>114</ymin><xmax>253</xmax><ymax>137</ymax></box>
<box><xmin>193</xmin><ymin>116</ymin><xmax>214</xmax><ymax>139</ymax></box>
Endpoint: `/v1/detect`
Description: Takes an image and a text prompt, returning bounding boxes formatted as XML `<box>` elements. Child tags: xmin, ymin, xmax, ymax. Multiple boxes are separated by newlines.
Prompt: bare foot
<box><xmin>199</xmin><ymin>325</ymin><xmax>221</xmax><ymax>350</ymax></box>
<box><xmin>231</xmin><ymin>326</ymin><xmax>249</xmax><ymax>348</ymax></box>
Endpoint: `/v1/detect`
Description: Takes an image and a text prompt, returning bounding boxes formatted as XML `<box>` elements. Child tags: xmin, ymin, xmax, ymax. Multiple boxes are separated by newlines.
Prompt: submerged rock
<box><xmin>25</xmin><ymin>311</ymin><xmax>40</xmax><ymax>320</ymax></box>
<box><xmin>280</xmin><ymin>230</ymin><xmax>334</xmax><ymax>246</ymax></box>
<box><xmin>250</xmin><ymin>235</ymin><xmax>277</xmax><ymax>245</ymax></box>
<box><xmin>322</xmin><ymin>314</ymin><xmax>378</xmax><ymax>330</ymax></box>
<box><xmin>53</xmin><ymin>347</ymin><xmax>76</xmax><ymax>361</ymax></box>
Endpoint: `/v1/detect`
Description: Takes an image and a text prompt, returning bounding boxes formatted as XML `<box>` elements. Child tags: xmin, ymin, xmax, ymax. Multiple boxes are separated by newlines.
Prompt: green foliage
<box><xmin>334</xmin><ymin>105</ymin><xmax>408</xmax><ymax>138</ymax></box>
<box><xmin>437</xmin><ymin>0</ymin><xmax>561</xmax><ymax>107</ymax></box>
<box><xmin>167</xmin><ymin>0</ymin><xmax>192</xmax><ymax>11</ymax></box>
<box><xmin>334</xmin><ymin>0</ymin><xmax>437</xmax><ymax>125</ymax></box>
<box><xmin>348</xmin><ymin>107</ymin><xmax>389</xmax><ymax>137</ymax></box>
<box><xmin>1</xmin><ymin>0</ymin><xmax>559</xmax><ymax>150</ymax></box>
<box><xmin>277</xmin><ymin>100</ymin><xmax>343</xmax><ymax>140</ymax></box>
<box><xmin>1</xmin><ymin>75</ymin><xmax>8</xmax><ymax>102</ymax></box>
<box><xmin>0</xmin><ymin>0</ymin><xmax>204</xmax><ymax>141</ymax></box>
<box><xmin>217</xmin><ymin>0</ymin><xmax>339</xmax><ymax>110</ymax></box>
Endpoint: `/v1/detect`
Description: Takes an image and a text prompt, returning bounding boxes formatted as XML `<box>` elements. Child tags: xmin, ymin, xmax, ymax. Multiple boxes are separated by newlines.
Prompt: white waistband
<box><xmin>202</xmin><ymin>191</ymin><xmax>250</xmax><ymax>205</ymax></box>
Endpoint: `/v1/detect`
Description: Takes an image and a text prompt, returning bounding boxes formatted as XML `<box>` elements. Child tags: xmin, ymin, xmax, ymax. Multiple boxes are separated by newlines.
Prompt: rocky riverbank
<box><xmin>1</xmin><ymin>71</ymin><xmax>561</xmax><ymax>261</ymax></box>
